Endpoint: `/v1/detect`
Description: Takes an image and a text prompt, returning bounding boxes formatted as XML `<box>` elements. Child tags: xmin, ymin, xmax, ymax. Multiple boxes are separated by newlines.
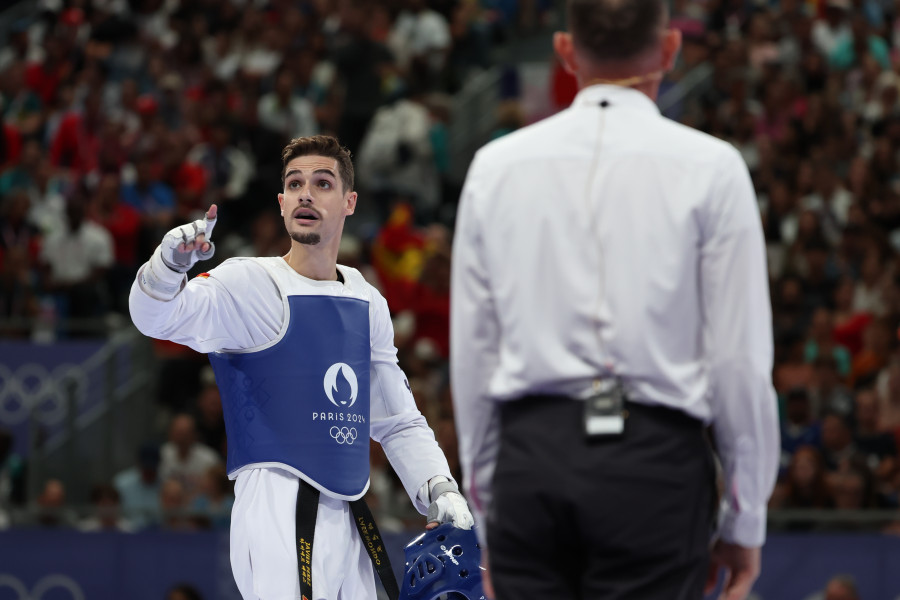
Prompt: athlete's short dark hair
<box><xmin>567</xmin><ymin>0</ymin><xmax>667</xmax><ymax>62</ymax></box>
<box><xmin>281</xmin><ymin>135</ymin><xmax>354</xmax><ymax>193</ymax></box>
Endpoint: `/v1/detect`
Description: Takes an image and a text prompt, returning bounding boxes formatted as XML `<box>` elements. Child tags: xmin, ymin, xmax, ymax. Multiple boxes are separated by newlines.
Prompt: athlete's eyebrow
<box><xmin>284</xmin><ymin>168</ymin><xmax>336</xmax><ymax>179</ymax></box>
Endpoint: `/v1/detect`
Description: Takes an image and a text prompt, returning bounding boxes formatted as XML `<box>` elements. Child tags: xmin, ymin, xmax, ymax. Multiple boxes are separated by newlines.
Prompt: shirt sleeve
<box><xmin>449</xmin><ymin>157</ymin><xmax>502</xmax><ymax>547</ymax></box>
<box><xmin>128</xmin><ymin>258</ymin><xmax>283</xmax><ymax>353</ymax></box>
<box><xmin>700</xmin><ymin>148</ymin><xmax>780</xmax><ymax>548</ymax></box>
<box><xmin>367</xmin><ymin>287</ymin><xmax>454</xmax><ymax>514</ymax></box>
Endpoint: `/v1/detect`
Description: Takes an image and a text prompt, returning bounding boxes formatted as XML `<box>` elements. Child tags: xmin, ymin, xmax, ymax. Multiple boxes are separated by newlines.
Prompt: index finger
<box><xmin>204</xmin><ymin>204</ymin><xmax>218</xmax><ymax>239</ymax></box>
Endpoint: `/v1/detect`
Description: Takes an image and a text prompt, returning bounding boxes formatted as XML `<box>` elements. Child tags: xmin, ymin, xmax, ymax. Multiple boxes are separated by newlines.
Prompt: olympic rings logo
<box><xmin>329</xmin><ymin>426</ymin><xmax>358</xmax><ymax>445</ymax></box>
<box><xmin>0</xmin><ymin>574</ymin><xmax>86</xmax><ymax>600</ymax></box>
<box><xmin>0</xmin><ymin>363</ymin><xmax>86</xmax><ymax>427</ymax></box>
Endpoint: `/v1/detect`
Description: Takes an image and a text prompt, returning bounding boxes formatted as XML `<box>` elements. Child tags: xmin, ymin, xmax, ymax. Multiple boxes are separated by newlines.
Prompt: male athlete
<box><xmin>130</xmin><ymin>135</ymin><xmax>473</xmax><ymax>600</ymax></box>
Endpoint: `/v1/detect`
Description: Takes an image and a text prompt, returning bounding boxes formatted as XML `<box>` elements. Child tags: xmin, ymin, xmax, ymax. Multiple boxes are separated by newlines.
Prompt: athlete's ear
<box><xmin>345</xmin><ymin>191</ymin><xmax>357</xmax><ymax>216</ymax></box>
<box><xmin>278</xmin><ymin>193</ymin><xmax>284</xmax><ymax>216</ymax></box>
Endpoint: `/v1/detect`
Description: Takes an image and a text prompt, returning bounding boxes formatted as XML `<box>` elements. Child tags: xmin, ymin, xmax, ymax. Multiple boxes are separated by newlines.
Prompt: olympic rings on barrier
<box><xmin>329</xmin><ymin>426</ymin><xmax>358</xmax><ymax>445</ymax></box>
<box><xmin>0</xmin><ymin>574</ymin><xmax>86</xmax><ymax>600</ymax></box>
<box><xmin>0</xmin><ymin>363</ymin><xmax>86</xmax><ymax>427</ymax></box>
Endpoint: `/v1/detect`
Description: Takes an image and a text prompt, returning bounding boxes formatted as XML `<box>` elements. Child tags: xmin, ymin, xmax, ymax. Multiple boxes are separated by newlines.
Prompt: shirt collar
<box><xmin>572</xmin><ymin>84</ymin><xmax>661</xmax><ymax>115</ymax></box>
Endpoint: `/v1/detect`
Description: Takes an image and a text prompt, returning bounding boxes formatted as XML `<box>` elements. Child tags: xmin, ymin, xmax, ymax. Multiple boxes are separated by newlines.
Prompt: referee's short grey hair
<box><xmin>566</xmin><ymin>0</ymin><xmax>667</xmax><ymax>62</ymax></box>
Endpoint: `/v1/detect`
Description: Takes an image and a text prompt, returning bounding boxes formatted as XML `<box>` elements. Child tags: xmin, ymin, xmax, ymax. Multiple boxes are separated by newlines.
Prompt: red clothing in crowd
<box><xmin>25</xmin><ymin>61</ymin><xmax>66</xmax><ymax>106</ymax></box>
<box><xmin>50</xmin><ymin>112</ymin><xmax>100</xmax><ymax>173</ymax></box>
<box><xmin>408</xmin><ymin>282</ymin><xmax>450</xmax><ymax>358</ymax></box>
<box><xmin>834</xmin><ymin>312</ymin><xmax>873</xmax><ymax>356</ymax></box>
<box><xmin>2</xmin><ymin>124</ymin><xmax>22</xmax><ymax>169</ymax></box>
<box><xmin>93</xmin><ymin>203</ymin><xmax>141</xmax><ymax>266</ymax></box>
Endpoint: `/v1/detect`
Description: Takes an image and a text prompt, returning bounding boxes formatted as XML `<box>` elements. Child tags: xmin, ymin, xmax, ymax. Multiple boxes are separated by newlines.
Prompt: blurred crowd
<box><xmin>11</xmin><ymin>0</ymin><xmax>900</xmax><ymax>535</ymax></box>
<box><xmin>661</xmin><ymin>0</ymin><xmax>900</xmax><ymax>519</ymax></box>
<box><xmin>0</xmin><ymin>0</ymin><xmax>546</xmax><ymax>331</ymax></box>
<box><xmin>0</xmin><ymin>0</ymin><xmax>549</xmax><ymax>530</ymax></box>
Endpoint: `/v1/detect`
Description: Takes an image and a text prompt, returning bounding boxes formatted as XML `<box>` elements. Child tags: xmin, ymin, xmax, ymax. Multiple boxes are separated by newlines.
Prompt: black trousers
<box><xmin>488</xmin><ymin>396</ymin><xmax>715</xmax><ymax>600</ymax></box>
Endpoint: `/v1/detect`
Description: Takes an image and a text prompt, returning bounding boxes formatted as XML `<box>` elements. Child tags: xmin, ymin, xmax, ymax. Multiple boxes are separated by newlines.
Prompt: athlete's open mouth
<box><xmin>293</xmin><ymin>208</ymin><xmax>320</xmax><ymax>221</ymax></box>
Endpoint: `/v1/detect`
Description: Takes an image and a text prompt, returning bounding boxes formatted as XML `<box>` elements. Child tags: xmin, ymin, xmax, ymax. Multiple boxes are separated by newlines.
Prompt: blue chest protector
<box><xmin>208</xmin><ymin>295</ymin><xmax>371</xmax><ymax>499</ymax></box>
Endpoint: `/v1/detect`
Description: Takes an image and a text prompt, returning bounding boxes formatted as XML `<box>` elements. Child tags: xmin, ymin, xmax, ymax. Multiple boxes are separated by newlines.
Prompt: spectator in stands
<box><xmin>190</xmin><ymin>464</ymin><xmax>233</xmax><ymax>531</ymax></box>
<box><xmin>829</xmin><ymin>462</ymin><xmax>874</xmax><ymax>510</ymax></box>
<box><xmin>0</xmin><ymin>188</ymin><xmax>41</xmax><ymax>267</ymax></box>
<box><xmin>833</xmin><ymin>277</ymin><xmax>873</xmax><ymax>356</ymax></box>
<box><xmin>875</xmin><ymin>356</ymin><xmax>900</xmax><ymax>433</ymax></box>
<box><xmin>807</xmin><ymin>574</ymin><xmax>861</xmax><ymax>600</ymax></box>
<box><xmin>35</xmin><ymin>479</ymin><xmax>76</xmax><ymax>528</ymax></box>
<box><xmin>158</xmin><ymin>478</ymin><xmax>195</xmax><ymax>531</ymax></box>
<box><xmin>39</xmin><ymin>187</ymin><xmax>115</xmax><ymax>321</ymax></box>
<box><xmin>187</xmin><ymin>120</ymin><xmax>254</xmax><ymax>209</ymax></box>
<box><xmin>357</xmin><ymin>72</ymin><xmax>441</xmax><ymax>218</ymax></box>
<box><xmin>771</xmin><ymin>445</ymin><xmax>831</xmax><ymax>510</ymax></box>
<box><xmin>809</xmin><ymin>355</ymin><xmax>854</xmax><ymax>418</ymax></box>
<box><xmin>331</xmin><ymin>1</ymin><xmax>394</xmax><ymax>155</ymax></box>
<box><xmin>773</xmin><ymin>275</ymin><xmax>810</xmax><ymax>343</ymax></box>
<box><xmin>782</xmin><ymin>388</ymin><xmax>823</xmax><ymax>470</ymax></box>
<box><xmin>850</xmin><ymin>319</ymin><xmax>893</xmax><ymax>386</ymax></box>
<box><xmin>854</xmin><ymin>249</ymin><xmax>888</xmax><ymax>316</ymax></box>
<box><xmin>806</xmin><ymin>307</ymin><xmax>852</xmax><ymax>378</ymax></box>
<box><xmin>166</xmin><ymin>583</ymin><xmax>204</xmax><ymax>600</ymax></box>
<box><xmin>114</xmin><ymin>443</ymin><xmax>162</xmax><ymax>530</ymax></box>
<box><xmin>853</xmin><ymin>388</ymin><xmax>897</xmax><ymax>489</ymax></box>
<box><xmin>78</xmin><ymin>483</ymin><xmax>135</xmax><ymax>533</ymax></box>
<box><xmin>775</xmin><ymin>334</ymin><xmax>816</xmax><ymax>394</ymax></box>
<box><xmin>0</xmin><ymin>428</ymin><xmax>24</xmax><ymax>529</ymax></box>
<box><xmin>257</xmin><ymin>66</ymin><xmax>318</xmax><ymax>143</ymax></box>
<box><xmin>122</xmin><ymin>150</ymin><xmax>176</xmax><ymax>232</ymax></box>
<box><xmin>822</xmin><ymin>413</ymin><xmax>860</xmax><ymax>471</ymax></box>
<box><xmin>0</xmin><ymin>242</ymin><xmax>40</xmax><ymax>335</ymax></box>
<box><xmin>90</xmin><ymin>170</ymin><xmax>141</xmax><ymax>312</ymax></box>
<box><xmin>388</xmin><ymin>0</ymin><xmax>452</xmax><ymax>76</ymax></box>
<box><xmin>159</xmin><ymin>414</ymin><xmax>221</xmax><ymax>501</ymax></box>
<box><xmin>49</xmin><ymin>88</ymin><xmax>105</xmax><ymax>174</ymax></box>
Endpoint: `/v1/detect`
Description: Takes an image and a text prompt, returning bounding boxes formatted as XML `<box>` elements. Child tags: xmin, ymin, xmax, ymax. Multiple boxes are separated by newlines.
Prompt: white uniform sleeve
<box><xmin>701</xmin><ymin>148</ymin><xmax>780</xmax><ymax>548</ymax></box>
<box><xmin>128</xmin><ymin>258</ymin><xmax>283</xmax><ymax>353</ymax></box>
<box><xmin>367</xmin><ymin>287</ymin><xmax>454</xmax><ymax>514</ymax></box>
<box><xmin>449</xmin><ymin>159</ymin><xmax>502</xmax><ymax>547</ymax></box>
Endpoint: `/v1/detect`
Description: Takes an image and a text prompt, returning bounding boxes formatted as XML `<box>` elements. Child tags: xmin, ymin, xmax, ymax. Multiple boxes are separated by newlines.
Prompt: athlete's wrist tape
<box><xmin>139</xmin><ymin>245</ymin><xmax>188</xmax><ymax>301</ymax></box>
<box><xmin>430</xmin><ymin>480</ymin><xmax>459</xmax><ymax>502</ymax></box>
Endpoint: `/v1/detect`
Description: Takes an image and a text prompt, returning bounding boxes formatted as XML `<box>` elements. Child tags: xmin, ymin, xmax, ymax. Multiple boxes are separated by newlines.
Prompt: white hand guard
<box><xmin>160</xmin><ymin>214</ymin><xmax>217</xmax><ymax>272</ymax></box>
<box><xmin>426</xmin><ymin>477</ymin><xmax>475</xmax><ymax>530</ymax></box>
<box><xmin>138</xmin><ymin>213</ymin><xmax>216</xmax><ymax>300</ymax></box>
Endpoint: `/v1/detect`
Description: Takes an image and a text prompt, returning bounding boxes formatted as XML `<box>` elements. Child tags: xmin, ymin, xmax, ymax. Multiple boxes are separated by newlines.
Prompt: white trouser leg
<box><xmin>229</xmin><ymin>468</ymin><xmax>377</xmax><ymax>600</ymax></box>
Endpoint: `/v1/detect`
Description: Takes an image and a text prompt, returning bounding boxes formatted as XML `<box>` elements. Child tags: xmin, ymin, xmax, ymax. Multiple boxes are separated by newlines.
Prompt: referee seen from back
<box><xmin>450</xmin><ymin>1</ymin><xmax>779</xmax><ymax>599</ymax></box>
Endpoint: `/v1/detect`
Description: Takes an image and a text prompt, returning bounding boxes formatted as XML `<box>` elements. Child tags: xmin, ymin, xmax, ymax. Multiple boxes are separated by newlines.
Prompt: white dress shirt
<box><xmin>451</xmin><ymin>84</ymin><xmax>779</xmax><ymax>548</ymax></box>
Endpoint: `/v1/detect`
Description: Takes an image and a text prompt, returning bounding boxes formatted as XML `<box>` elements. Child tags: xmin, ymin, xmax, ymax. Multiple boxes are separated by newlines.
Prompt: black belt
<box><xmin>295</xmin><ymin>479</ymin><xmax>400</xmax><ymax>600</ymax></box>
<box><xmin>502</xmin><ymin>394</ymin><xmax>705</xmax><ymax>432</ymax></box>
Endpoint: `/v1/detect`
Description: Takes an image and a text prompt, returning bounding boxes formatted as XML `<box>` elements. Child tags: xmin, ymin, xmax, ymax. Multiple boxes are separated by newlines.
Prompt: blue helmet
<box><xmin>399</xmin><ymin>523</ymin><xmax>485</xmax><ymax>600</ymax></box>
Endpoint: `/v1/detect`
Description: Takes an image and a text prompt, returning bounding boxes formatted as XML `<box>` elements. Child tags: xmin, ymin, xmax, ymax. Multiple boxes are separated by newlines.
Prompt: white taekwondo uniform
<box><xmin>130</xmin><ymin>256</ymin><xmax>454</xmax><ymax>600</ymax></box>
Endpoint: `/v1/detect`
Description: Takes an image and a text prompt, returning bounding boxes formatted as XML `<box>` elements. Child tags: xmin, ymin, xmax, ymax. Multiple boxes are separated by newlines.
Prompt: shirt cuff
<box><xmin>718</xmin><ymin>502</ymin><xmax>766</xmax><ymax>547</ymax></box>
